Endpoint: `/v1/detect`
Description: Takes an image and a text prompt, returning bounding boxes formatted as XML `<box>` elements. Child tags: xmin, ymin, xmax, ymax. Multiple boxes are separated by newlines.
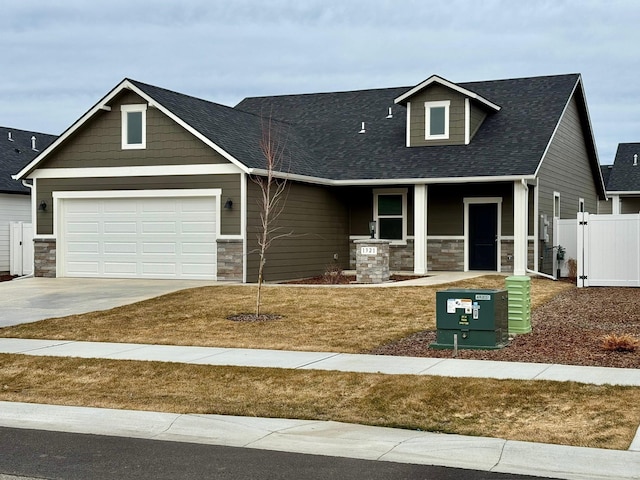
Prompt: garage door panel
<box><xmin>142</xmin><ymin>222</ymin><xmax>177</xmax><ymax>234</ymax></box>
<box><xmin>62</xmin><ymin>196</ymin><xmax>217</xmax><ymax>280</ymax></box>
<box><xmin>182</xmin><ymin>221</ymin><xmax>216</xmax><ymax>233</ymax></box>
<box><xmin>104</xmin><ymin>242</ymin><xmax>137</xmax><ymax>254</ymax></box>
<box><xmin>67</xmin><ymin>241</ymin><xmax>99</xmax><ymax>254</ymax></box>
<box><xmin>142</xmin><ymin>242</ymin><xmax>176</xmax><ymax>254</ymax></box>
<box><xmin>104</xmin><ymin>222</ymin><xmax>137</xmax><ymax>234</ymax></box>
<box><xmin>66</xmin><ymin>261</ymin><xmax>100</xmax><ymax>275</ymax></box>
<box><xmin>67</xmin><ymin>222</ymin><xmax>99</xmax><ymax>234</ymax></box>
<box><xmin>104</xmin><ymin>262</ymin><xmax>138</xmax><ymax>275</ymax></box>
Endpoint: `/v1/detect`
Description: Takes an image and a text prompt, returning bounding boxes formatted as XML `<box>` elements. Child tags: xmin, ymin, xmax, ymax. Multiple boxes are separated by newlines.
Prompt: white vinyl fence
<box><xmin>9</xmin><ymin>222</ymin><xmax>33</xmax><ymax>276</ymax></box>
<box><xmin>576</xmin><ymin>213</ymin><xmax>640</xmax><ymax>287</ymax></box>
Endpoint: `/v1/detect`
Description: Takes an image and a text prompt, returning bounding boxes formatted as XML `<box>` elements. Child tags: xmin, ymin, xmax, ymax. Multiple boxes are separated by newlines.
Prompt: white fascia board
<box><xmin>247</xmin><ymin>168</ymin><xmax>534</xmax><ymax>187</ymax></box>
<box><xmin>123</xmin><ymin>83</ymin><xmax>250</xmax><ymax>174</ymax></box>
<box><xmin>31</xmin><ymin>164</ymin><xmax>242</xmax><ymax>179</ymax></box>
<box><xmin>394</xmin><ymin>75</ymin><xmax>501</xmax><ymax>111</ymax></box>
<box><xmin>607</xmin><ymin>190</ymin><xmax>640</xmax><ymax>195</ymax></box>
<box><xmin>14</xmin><ymin>79</ymin><xmax>135</xmax><ymax>180</ymax></box>
<box><xmin>14</xmin><ymin>79</ymin><xmax>251</xmax><ymax>180</ymax></box>
<box><xmin>53</xmin><ymin>188</ymin><xmax>222</xmax><ymax>200</ymax></box>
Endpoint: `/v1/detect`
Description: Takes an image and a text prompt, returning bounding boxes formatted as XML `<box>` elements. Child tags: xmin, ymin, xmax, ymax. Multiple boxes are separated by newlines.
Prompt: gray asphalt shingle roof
<box><xmin>133</xmin><ymin>73</ymin><xmax>583</xmax><ymax>182</ymax></box>
<box><xmin>608</xmin><ymin>143</ymin><xmax>640</xmax><ymax>192</ymax></box>
<box><xmin>0</xmin><ymin>127</ymin><xmax>57</xmax><ymax>194</ymax></box>
<box><xmin>235</xmin><ymin>74</ymin><xmax>582</xmax><ymax>181</ymax></box>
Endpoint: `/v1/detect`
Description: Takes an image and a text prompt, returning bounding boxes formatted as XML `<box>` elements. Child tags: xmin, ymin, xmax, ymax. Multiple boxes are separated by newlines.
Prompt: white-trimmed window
<box><xmin>425</xmin><ymin>100</ymin><xmax>450</xmax><ymax>140</ymax></box>
<box><xmin>121</xmin><ymin>104</ymin><xmax>147</xmax><ymax>149</ymax></box>
<box><xmin>373</xmin><ymin>189</ymin><xmax>407</xmax><ymax>243</ymax></box>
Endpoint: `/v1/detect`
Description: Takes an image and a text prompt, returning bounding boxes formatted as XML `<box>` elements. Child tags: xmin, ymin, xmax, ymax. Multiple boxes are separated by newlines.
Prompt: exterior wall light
<box><xmin>38</xmin><ymin>200</ymin><xmax>47</xmax><ymax>211</ymax></box>
<box><xmin>369</xmin><ymin>221</ymin><xmax>376</xmax><ymax>239</ymax></box>
<box><xmin>224</xmin><ymin>198</ymin><xmax>233</xmax><ymax>210</ymax></box>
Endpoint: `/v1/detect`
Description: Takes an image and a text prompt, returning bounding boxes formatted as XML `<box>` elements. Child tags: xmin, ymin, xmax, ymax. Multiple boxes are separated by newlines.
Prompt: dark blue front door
<box><xmin>469</xmin><ymin>203</ymin><xmax>497</xmax><ymax>270</ymax></box>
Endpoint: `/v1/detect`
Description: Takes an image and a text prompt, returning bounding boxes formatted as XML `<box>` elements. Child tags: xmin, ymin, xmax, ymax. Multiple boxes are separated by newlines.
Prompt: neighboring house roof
<box><xmin>0</xmin><ymin>126</ymin><xmax>57</xmax><ymax>194</ymax></box>
<box><xmin>607</xmin><ymin>143</ymin><xmax>640</xmax><ymax>193</ymax></box>
<box><xmin>600</xmin><ymin>164</ymin><xmax>613</xmax><ymax>190</ymax></box>
<box><xmin>16</xmin><ymin>73</ymin><xmax>601</xmax><ymax>191</ymax></box>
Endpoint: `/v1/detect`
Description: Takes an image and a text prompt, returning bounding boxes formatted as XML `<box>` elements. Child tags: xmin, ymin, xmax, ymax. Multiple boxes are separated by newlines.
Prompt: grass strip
<box><xmin>1</xmin><ymin>353</ymin><xmax>638</xmax><ymax>450</ymax></box>
<box><xmin>0</xmin><ymin>277</ymin><xmax>572</xmax><ymax>353</ymax></box>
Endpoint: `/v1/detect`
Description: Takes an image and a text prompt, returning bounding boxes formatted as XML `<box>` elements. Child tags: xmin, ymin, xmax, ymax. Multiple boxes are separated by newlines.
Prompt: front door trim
<box><xmin>464</xmin><ymin>197</ymin><xmax>502</xmax><ymax>272</ymax></box>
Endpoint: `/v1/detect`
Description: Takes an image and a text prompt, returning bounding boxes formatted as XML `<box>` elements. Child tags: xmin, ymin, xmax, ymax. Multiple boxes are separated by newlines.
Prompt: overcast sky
<box><xmin>2</xmin><ymin>0</ymin><xmax>638</xmax><ymax>163</ymax></box>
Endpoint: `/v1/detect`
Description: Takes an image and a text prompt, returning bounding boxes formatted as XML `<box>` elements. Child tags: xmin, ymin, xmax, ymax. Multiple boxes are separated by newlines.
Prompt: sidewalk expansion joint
<box><xmin>293</xmin><ymin>352</ymin><xmax>342</xmax><ymax>369</ymax></box>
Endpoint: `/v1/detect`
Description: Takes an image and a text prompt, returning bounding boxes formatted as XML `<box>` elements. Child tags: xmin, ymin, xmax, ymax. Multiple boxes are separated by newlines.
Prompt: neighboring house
<box><xmin>14</xmin><ymin>73</ymin><xmax>605</xmax><ymax>282</ymax></box>
<box><xmin>601</xmin><ymin>143</ymin><xmax>640</xmax><ymax>214</ymax></box>
<box><xmin>0</xmin><ymin>127</ymin><xmax>57</xmax><ymax>274</ymax></box>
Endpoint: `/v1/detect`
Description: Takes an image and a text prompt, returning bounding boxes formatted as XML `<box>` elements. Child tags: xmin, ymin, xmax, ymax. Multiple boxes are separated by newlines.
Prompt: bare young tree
<box><xmin>252</xmin><ymin>117</ymin><xmax>290</xmax><ymax>317</ymax></box>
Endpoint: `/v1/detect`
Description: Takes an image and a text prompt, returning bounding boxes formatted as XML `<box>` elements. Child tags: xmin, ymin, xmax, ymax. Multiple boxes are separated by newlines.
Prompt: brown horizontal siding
<box><xmin>621</xmin><ymin>197</ymin><xmax>640</xmax><ymax>213</ymax></box>
<box><xmin>537</xmin><ymin>93</ymin><xmax>599</xmax><ymax>274</ymax></box>
<box><xmin>409</xmin><ymin>85</ymin><xmax>466</xmax><ymax>147</ymax></box>
<box><xmin>36</xmin><ymin>174</ymin><xmax>241</xmax><ymax>236</ymax></box>
<box><xmin>245</xmin><ymin>180</ymin><xmax>349</xmax><ymax>282</ymax></box>
<box><xmin>40</xmin><ymin>90</ymin><xmax>229</xmax><ymax>169</ymax></box>
<box><xmin>469</xmin><ymin>103</ymin><xmax>487</xmax><ymax>141</ymax></box>
<box><xmin>427</xmin><ymin>183</ymin><xmax>515</xmax><ymax>236</ymax></box>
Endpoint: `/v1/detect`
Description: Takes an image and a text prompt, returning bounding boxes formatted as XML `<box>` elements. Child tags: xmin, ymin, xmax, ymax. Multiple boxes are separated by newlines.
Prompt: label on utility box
<box><xmin>475</xmin><ymin>294</ymin><xmax>491</xmax><ymax>301</ymax></box>
<box><xmin>447</xmin><ymin>298</ymin><xmax>472</xmax><ymax>314</ymax></box>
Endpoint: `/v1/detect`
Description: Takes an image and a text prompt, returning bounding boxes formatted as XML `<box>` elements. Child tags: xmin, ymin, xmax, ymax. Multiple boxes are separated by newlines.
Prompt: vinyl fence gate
<box><xmin>576</xmin><ymin>212</ymin><xmax>640</xmax><ymax>287</ymax></box>
<box><xmin>10</xmin><ymin>221</ymin><xmax>33</xmax><ymax>276</ymax></box>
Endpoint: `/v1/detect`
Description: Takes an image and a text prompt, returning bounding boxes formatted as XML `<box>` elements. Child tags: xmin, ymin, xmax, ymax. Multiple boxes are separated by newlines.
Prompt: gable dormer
<box><xmin>394</xmin><ymin>75</ymin><xmax>500</xmax><ymax>147</ymax></box>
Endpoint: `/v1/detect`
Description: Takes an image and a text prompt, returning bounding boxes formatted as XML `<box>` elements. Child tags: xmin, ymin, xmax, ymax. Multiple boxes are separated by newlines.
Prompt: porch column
<box><xmin>414</xmin><ymin>184</ymin><xmax>428</xmax><ymax>274</ymax></box>
<box><xmin>513</xmin><ymin>180</ymin><xmax>528</xmax><ymax>276</ymax></box>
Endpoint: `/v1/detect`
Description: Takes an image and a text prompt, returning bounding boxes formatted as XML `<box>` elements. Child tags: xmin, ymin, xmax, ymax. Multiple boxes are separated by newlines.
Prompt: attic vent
<box><xmin>634</xmin><ymin>154</ymin><xmax>638</xmax><ymax>166</ymax></box>
<box><xmin>31</xmin><ymin>136</ymin><xmax>38</xmax><ymax>151</ymax></box>
<box><xmin>358</xmin><ymin>122</ymin><xmax>366</xmax><ymax>134</ymax></box>
<box><xmin>8</xmin><ymin>132</ymin><xmax>13</xmax><ymax>142</ymax></box>
<box><xmin>386</xmin><ymin>107</ymin><xmax>393</xmax><ymax>119</ymax></box>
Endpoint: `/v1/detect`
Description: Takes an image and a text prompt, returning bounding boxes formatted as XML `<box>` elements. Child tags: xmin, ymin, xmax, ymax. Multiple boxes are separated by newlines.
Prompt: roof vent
<box><xmin>8</xmin><ymin>132</ymin><xmax>13</xmax><ymax>142</ymax></box>
<box><xmin>386</xmin><ymin>107</ymin><xmax>393</xmax><ymax>119</ymax></box>
<box><xmin>31</xmin><ymin>136</ymin><xmax>38</xmax><ymax>151</ymax></box>
<box><xmin>358</xmin><ymin>122</ymin><xmax>366</xmax><ymax>134</ymax></box>
<box><xmin>634</xmin><ymin>153</ymin><xmax>638</xmax><ymax>166</ymax></box>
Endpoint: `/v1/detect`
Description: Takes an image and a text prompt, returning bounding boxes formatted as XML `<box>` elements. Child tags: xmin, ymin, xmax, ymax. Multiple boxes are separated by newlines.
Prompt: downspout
<box><xmin>519</xmin><ymin>180</ymin><xmax>557</xmax><ymax>280</ymax></box>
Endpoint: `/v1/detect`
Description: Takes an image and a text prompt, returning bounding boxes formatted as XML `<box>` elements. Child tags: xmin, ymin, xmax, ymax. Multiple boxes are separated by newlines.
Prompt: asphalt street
<box><xmin>0</xmin><ymin>427</ymin><xmax>548</xmax><ymax>480</ymax></box>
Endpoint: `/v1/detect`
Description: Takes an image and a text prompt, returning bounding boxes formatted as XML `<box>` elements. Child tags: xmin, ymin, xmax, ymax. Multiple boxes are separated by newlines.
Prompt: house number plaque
<box><xmin>360</xmin><ymin>246</ymin><xmax>378</xmax><ymax>255</ymax></box>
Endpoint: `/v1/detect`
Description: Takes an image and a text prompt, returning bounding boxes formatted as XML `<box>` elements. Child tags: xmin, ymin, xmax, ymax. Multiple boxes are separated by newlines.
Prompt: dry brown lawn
<box><xmin>0</xmin><ymin>276</ymin><xmax>572</xmax><ymax>353</ymax></box>
<box><xmin>2</xmin><ymin>275</ymin><xmax>638</xmax><ymax>450</ymax></box>
<box><xmin>1</xmin><ymin>353</ymin><xmax>638</xmax><ymax>450</ymax></box>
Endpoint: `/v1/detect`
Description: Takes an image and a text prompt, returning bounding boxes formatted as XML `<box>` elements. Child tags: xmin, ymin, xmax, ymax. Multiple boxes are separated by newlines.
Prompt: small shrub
<box><xmin>602</xmin><ymin>334</ymin><xmax>639</xmax><ymax>353</ymax></box>
<box><xmin>323</xmin><ymin>262</ymin><xmax>345</xmax><ymax>284</ymax></box>
<box><xmin>566</xmin><ymin>258</ymin><xmax>577</xmax><ymax>280</ymax></box>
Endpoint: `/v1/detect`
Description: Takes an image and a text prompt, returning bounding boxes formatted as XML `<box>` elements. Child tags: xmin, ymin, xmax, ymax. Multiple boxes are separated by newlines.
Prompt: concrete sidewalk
<box><xmin>2</xmin><ymin>337</ymin><xmax>640</xmax><ymax>386</ymax></box>
<box><xmin>1</xmin><ymin>338</ymin><xmax>640</xmax><ymax>479</ymax></box>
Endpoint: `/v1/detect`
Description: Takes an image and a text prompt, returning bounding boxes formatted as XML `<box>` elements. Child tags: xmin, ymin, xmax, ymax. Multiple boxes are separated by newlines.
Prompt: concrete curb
<box><xmin>1</xmin><ymin>402</ymin><xmax>638</xmax><ymax>480</ymax></box>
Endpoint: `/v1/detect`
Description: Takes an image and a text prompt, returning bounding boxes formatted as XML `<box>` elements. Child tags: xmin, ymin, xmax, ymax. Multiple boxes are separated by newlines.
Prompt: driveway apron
<box><xmin>0</xmin><ymin>277</ymin><xmax>221</xmax><ymax>327</ymax></box>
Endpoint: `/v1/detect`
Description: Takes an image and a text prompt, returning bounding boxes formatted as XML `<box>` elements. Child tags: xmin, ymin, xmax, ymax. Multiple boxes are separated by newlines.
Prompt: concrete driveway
<box><xmin>0</xmin><ymin>277</ymin><xmax>222</xmax><ymax>327</ymax></box>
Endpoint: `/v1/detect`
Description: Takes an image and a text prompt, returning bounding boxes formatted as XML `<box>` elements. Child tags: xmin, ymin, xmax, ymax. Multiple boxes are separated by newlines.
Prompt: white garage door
<box><xmin>62</xmin><ymin>196</ymin><xmax>217</xmax><ymax>279</ymax></box>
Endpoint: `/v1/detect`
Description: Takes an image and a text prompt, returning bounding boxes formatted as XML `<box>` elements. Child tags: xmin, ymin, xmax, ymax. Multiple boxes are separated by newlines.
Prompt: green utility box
<box><xmin>431</xmin><ymin>289</ymin><xmax>509</xmax><ymax>350</ymax></box>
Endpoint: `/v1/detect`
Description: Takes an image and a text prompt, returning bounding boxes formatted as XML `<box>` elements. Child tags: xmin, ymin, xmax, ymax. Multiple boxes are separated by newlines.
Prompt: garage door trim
<box><xmin>54</xmin><ymin>189</ymin><xmax>221</xmax><ymax>279</ymax></box>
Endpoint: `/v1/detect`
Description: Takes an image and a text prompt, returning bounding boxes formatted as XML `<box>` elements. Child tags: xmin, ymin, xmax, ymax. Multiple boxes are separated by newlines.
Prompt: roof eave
<box><xmin>394</xmin><ymin>74</ymin><xmax>501</xmax><ymax>111</ymax></box>
<box><xmin>14</xmin><ymin>79</ymin><xmax>251</xmax><ymax>180</ymax></box>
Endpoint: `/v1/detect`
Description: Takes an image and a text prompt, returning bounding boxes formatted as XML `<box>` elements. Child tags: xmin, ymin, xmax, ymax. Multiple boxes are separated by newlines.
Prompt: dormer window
<box><xmin>121</xmin><ymin>104</ymin><xmax>147</xmax><ymax>149</ymax></box>
<box><xmin>425</xmin><ymin>100</ymin><xmax>450</xmax><ymax>140</ymax></box>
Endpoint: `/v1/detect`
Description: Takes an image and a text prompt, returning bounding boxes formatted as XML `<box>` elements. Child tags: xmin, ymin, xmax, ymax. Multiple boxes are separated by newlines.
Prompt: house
<box><xmin>600</xmin><ymin>143</ymin><xmax>640</xmax><ymax>214</ymax></box>
<box><xmin>0</xmin><ymin>127</ymin><xmax>56</xmax><ymax>274</ymax></box>
<box><xmin>14</xmin><ymin>73</ymin><xmax>605</xmax><ymax>282</ymax></box>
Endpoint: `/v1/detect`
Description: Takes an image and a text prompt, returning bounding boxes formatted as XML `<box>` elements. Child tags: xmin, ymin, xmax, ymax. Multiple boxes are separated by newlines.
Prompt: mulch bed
<box><xmin>372</xmin><ymin>286</ymin><xmax>640</xmax><ymax>369</ymax></box>
<box><xmin>283</xmin><ymin>274</ymin><xmax>427</xmax><ymax>285</ymax></box>
<box><xmin>0</xmin><ymin>275</ymin><xmax>16</xmax><ymax>283</ymax></box>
